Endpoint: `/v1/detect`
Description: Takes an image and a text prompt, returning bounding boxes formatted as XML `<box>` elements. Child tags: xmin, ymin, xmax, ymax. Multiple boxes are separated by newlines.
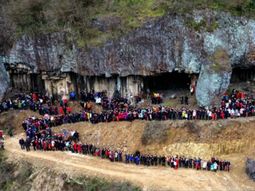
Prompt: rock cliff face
<box><xmin>1</xmin><ymin>10</ymin><xmax>255</xmax><ymax>106</ymax></box>
<box><xmin>0</xmin><ymin>61</ymin><xmax>9</xmax><ymax>100</ymax></box>
<box><xmin>196</xmin><ymin>65</ymin><xmax>232</xmax><ymax>107</ymax></box>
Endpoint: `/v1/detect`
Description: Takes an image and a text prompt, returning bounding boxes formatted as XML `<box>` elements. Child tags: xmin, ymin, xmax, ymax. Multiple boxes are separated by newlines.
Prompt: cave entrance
<box><xmin>143</xmin><ymin>72</ymin><xmax>197</xmax><ymax>92</ymax></box>
<box><xmin>231</xmin><ymin>67</ymin><xmax>255</xmax><ymax>83</ymax></box>
<box><xmin>30</xmin><ymin>73</ymin><xmax>45</xmax><ymax>93</ymax></box>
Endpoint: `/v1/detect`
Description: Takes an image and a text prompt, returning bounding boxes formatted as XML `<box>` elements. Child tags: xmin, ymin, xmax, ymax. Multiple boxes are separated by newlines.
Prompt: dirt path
<box><xmin>4</xmin><ymin>135</ymin><xmax>255</xmax><ymax>191</ymax></box>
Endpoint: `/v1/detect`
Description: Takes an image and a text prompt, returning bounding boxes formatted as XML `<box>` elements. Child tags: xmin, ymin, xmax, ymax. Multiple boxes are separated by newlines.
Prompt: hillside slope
<box><xmin>4</xmin><ymin>136</ymin><xmax>255</xmax><ymax>191</ymax></box>
<box><xmin>53</xmin><ymin>118</ymin><xmax>255</xmax><ymax>158</ymax></box>
<box><xmin>1</xmin><ymin>110</ymin><xmax>255</xmax><ymax>190</ymax></box>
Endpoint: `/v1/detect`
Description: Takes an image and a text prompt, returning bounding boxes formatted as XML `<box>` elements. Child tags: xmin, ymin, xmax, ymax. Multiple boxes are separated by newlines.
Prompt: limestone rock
<box><xmin>0</xmin><ymin>61</ymin><xmax>9</xmax><ymax>101</ymax></box>
<box><xmin>246</xmin><ymin>158</ymin><xmax>255</xmax><ymax>181</ymax></box>
<box><xmin>3</xmin><ymin>10</ymin><xmax>255</xmax><ymax>105</ymax></box>
<box><xmin>196</xmin><ymin>66</ymin><xmax>231</xmax><ymax>107</ymax></box>
<box><xmin>196</xmin><ymin>48</ymin><xmax>232</xmax><ymax>107</ymax></box>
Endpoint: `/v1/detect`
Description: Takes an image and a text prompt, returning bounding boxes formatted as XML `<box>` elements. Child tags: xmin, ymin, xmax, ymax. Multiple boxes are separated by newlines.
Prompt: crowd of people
<box><xmin>0</xmin><ymin>89</ymin><xmax>253</xmax><ymax>133</ymax></box>
<box><xmin>19</xmin><ymin>131</ymin><xmax>231</xmax><ymax>172</ymax></box>
<box><xmin>9</xmin><ymin>89</ymin><xmax>240</xmax><ymax>172</ymax></box>
<box><xmin>0</xmin><ymin>93</ymin><xmax>73</xmax><ymax>116</ymax></box>
<box><xmin>77</xmin><ymin>89</ymin><xmax>254</xmax><ymax>124</ymax></box>
<box><xmin>125</xmin><ymin>153</ymin><xmax>230</xmax><ymax>172</ymax></box>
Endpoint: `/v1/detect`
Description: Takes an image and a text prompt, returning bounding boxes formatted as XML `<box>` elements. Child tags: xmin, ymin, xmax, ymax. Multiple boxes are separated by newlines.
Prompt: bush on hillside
<box><xmin>142</xmin><ymin>121</ymin><xmax>169</xmax><ymax>145</ymax></box>
<box><xmin>0</xmin><ymin>152</ymin><xmax>32</xmax><ymax>191</ymax></box>
<box><xmin>63</xmin><ymin>176</ymin><xmax>141</xmax><ymax>191</ymax></box>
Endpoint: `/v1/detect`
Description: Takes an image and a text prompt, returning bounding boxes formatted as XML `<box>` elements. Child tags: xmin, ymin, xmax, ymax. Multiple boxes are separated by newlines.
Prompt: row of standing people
<box><xmin>125</xmin><ymin>153</ymin><xmax>230</xmax><ymax>172</ymax></box>
<box><xmin>19</xmin><ymin>135</ymin><xmax>230</xmax><ymax>172</ymax></box>
<box><xmin>3</xmin><ymin>89</ymin><xmax>255</xmax><ymax>126</ymax></box>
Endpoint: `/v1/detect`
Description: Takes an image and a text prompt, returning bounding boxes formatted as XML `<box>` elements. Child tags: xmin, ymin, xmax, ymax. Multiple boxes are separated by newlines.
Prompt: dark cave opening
<box><xmin>143</xmin><ymin>72</ymin><xmax>197</xmax><ymax>92</ymax></box>
<box><xmin>231</xmin><ymin>67</ymin><xmax>255</xmax><ymax>83</ymax></box>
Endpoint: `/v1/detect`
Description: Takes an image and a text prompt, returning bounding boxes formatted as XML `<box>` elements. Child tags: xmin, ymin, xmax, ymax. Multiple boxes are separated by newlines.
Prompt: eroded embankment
<box><xmin>0</xmin><ymin>151</ymin><xmax>140</xmax><ymax>191</ymax></box>
<box><xmin>1</xmin><ymin>110</ymin><xmax>255</xmax><ymax>159</ymax></box>
<box><xmin>53</xmin><ymin>117</ymin><xmax>255</xmax><ymax>159</ymax></box>
<box><xmin>4</xmin><ymin>137</ymin><xmax>255</xmax><ymax>191</ymax></box>
<box><xmin>1</xmin><ymin>110</ymin><xmax>255</xmax><ymax>190</ymax></box>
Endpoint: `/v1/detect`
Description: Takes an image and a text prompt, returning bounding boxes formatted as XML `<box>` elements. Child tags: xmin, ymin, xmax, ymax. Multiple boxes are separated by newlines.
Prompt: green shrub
<box><xmin>186</xmin><ymin>19</ymin><xmax>207</xmax><ymax>32</ymax></box>
<box><xmin>63</xmin><ymin>176</ymin><xmax>141</xmax><ymax>191</ymax></box>
<box><xmin>209</xmin><ymin>48</ymin><xmax>231</xmax><ymax>73</ymax></box>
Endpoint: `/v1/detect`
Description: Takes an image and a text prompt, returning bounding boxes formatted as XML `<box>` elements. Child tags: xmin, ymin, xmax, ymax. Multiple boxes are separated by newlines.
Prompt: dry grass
<box><xmin>141</xmin><ymin>121</ymin><xmax>169</xmax><ymax>145</ymax></box>
<box><xmin>0</xmin><ymin>110</ymin><xmax>41</xmax><ymax>135</ymax></box>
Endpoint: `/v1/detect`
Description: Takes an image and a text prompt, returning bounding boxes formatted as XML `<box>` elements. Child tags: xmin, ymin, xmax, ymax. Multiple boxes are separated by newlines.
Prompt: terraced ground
<box><xmin>1</xmin><ymin>110</ymin><xmax>255</xmax><ymax>190</ymax></box>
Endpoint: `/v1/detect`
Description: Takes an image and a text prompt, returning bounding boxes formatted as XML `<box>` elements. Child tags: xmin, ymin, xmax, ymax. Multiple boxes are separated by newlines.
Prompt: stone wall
<box><xmin>5</xmin><ymin>63</ymin><xmax>31</xmax><ymax>92</ymax></box>
<box><xmin>83</xmin><ymin>75</ymin><xmax>143</xmax><ymax>98</ymax></box>
<box><xmin>10</xmin><ymin>73</ymin><xmax>31</xmax><ymax>92</ymax></box>
<box><xmin>4</xmin><ymin>63</ymin><xmax>44</xmax><ymax>93</ymax></box>
<box><xmin>42</xmin><ymin>73</ymin><xmax>75</xmax><ymax>98</ymax></box>
<box><xmin>41</xmin><ymin>74</ymin><xmax>143</xmax><ymax>99</ymax></box>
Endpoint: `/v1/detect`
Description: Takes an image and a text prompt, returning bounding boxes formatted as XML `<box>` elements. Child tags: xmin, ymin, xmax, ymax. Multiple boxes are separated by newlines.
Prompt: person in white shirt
<box><xmin>192</xmin><ymin>110</ymin><xmax>197</xmax><ymax>119</ymax></box>
<box><xmin>95</xmin><ymin>97</ymin><xmax>101</xmax><ymax>104</ymax></box>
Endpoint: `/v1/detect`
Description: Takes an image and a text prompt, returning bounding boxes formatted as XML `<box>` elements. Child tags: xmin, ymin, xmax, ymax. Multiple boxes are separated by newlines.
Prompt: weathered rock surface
<box><xmin>2</xmin><ymin>10</ymin><xmax>255</xmax><ymax>105</ymax></box>
<box><xmin>196</xmin><ymin>66</ymin><xmax>231</xmax><ymax>106</ymax></box>
<box><xmin>0</xmin><ymin>60</ymin><xmax>9</xmax><ymax>100</ymax></box>
<box><xmin>246</xmin><ymin>158</ymin><xmax>255</xmax><ymax>181</ymax></box>
<box><xmin>3</xmin><ymin>33</ymin><xmax>78</xmax><ymax>73</ymax></box>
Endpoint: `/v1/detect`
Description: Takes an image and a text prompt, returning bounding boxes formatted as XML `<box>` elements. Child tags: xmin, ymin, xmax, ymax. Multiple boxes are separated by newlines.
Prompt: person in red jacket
<box><xmin>32</xmin><ymin>93</ymin><xmax>38</xmax><ymax>102</ymax></box>
<box><xmin>43</xmin><ymin>141</ymin><xmax>47</xmax><ymax>151</ymax></box>
<box><xmin>66</xmin><ymin>107</ymin><xmax>72</xmax><ymax>114</ymax></box>
<box><xmin>59</xmin><ymin>107</ymin><xmax>64</xmax><ymax>115</ymax></box>
<box><xmin>77</xmin><ymin>143</ymin><xmax>82</xmax><ymax>154</ymax></box>
<box><xmin>73</xmin><ymin>142</ymin><xmax>78</xmax><ymax>153</ymax></box>
<box><xmin>63</xmin><ymin>98</ymin><xmax>68</xmax><ymax>107</ymax></box>
<box><xmin>48</xmin><ymin>141</ymin><xmax>52</xmax><ymax>150</ymax></box>
<box><xmin>35</xmin><ymin>139</ymin><xmax>39</xmax><ymax>150</ymax></box>
<box><xmin>106</xmin><ymin>149</ymin><xmax>110</xmax><ymax>158</ymax></box>
<box><xmin>220</xmin><ymin>111</ymin><xmax>225</xmax><ymax>119</ymax></box>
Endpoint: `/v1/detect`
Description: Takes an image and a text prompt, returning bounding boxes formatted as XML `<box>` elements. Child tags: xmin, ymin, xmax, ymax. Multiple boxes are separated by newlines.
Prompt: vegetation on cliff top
<box><xmin>1</xmin><ymin>0</ymin><xmax>255</xmax><ymax>48</ymax></box>
<box><xmin>209</xmin><ymin>48</ymin><xmax>232</xmax><ymax>73</ymax></box>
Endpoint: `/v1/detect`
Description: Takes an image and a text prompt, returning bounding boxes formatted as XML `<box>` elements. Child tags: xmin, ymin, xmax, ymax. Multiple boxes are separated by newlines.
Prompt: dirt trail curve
<box><xmin>4</xmin><ymin>135</ymin><xmax>254</xmax><ymax>191</ymax></box>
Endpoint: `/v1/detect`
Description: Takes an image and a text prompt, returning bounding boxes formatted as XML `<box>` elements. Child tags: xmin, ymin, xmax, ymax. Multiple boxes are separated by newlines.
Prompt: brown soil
<box><xmin>5</xmin><ymin>136</ymin><xmax>255</xmax><ymax>191</ymax></box>
<box><xmin>53</xmin><ymin>117</ymin><xmax>255</xmax><ymax>158</ymax></box>
<box><xmin>1</xmin><ymin>110</ymin><xmax>255</xmax><ymax>190</ymax></box>
<box><xmin>0</xmin><ymin>110</ymin><xmax>41</xmax><ymax>135</ymax></box>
